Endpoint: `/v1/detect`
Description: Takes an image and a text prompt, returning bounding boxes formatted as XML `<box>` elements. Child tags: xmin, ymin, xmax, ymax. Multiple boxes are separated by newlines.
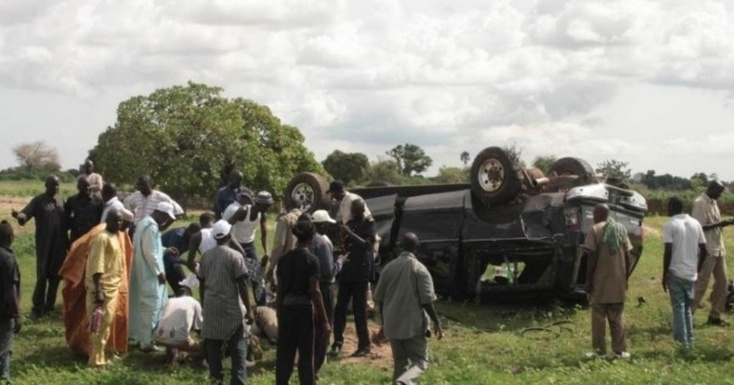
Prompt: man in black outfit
<box><xmin>276</xmin><ymin>220</ymin><xmax>330</xmax><ymax>385</ymax></box>
<box><xmin>329</xmin><ymin>199</ymin><xmax>376</xmax><ymax>358</ymax></box>
<box><xmin>65</xmin><ymin>175</ymin><xmax>103</xmax><ymax>243</ymax></box>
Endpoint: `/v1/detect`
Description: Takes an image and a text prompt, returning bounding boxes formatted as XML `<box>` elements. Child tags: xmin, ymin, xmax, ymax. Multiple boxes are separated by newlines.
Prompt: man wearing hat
<box><xmin>198</xmin><ymin>220</ymin><xmax>254</xmax><ymax>385</ymax></box>
<box><xmin>224</xmin><ymin>191</ymin><xmax>273</xmax><ymax>306</ymax></box>
<box><xmin>130</xmin><ymin>202</ymin><xmax>178</xmax><ymax>352</ymax></box>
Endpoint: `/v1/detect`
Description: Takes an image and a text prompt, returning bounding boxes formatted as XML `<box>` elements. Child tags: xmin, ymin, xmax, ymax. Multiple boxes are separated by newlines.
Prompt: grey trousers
<box><xmin>591</xmin><ymin>302</ymin><xmax>627</xmax><ymax>355</ymax></box>
<box><xmin>390</xmin><ymin>335</ymin><xmax>428</xmax><ymax>385</ymax></box>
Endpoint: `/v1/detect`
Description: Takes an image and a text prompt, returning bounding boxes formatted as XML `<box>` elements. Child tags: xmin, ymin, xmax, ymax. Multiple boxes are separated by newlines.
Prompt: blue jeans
<box><xmin>206</xmin><ymin>326</ymin><xmax>248</xmax><ymax>385</ymax></box>
<box><xmin>0</xmin><ymin>318</ymin><xmax>14</xmax><ymax>382</ymax></box>
<box><xmin>668</xmin><ymin>274</ymin><xmax>695</xmax><ymax>347</ymax></box>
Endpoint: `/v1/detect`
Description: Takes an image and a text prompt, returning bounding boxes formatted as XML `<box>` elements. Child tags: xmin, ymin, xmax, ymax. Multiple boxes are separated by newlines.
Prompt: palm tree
<box><xmin>460</xmin><ymin>151</ymin><xmax>470</xmax><ymax>168</ymax></box>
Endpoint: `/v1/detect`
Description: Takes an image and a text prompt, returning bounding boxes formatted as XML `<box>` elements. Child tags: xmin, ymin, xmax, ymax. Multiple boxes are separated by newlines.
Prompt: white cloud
<box><xmin>1</xmin><ymin>0</ymin><xmax>734</xmax><ymax>179</ymax></box>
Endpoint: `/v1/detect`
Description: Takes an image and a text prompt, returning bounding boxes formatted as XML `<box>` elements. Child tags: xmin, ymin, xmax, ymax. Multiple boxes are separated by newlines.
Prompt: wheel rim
<box><xmin>477</xmin><ymin>158</ymin><xmax>505</xmax><ymax>193</ymax></box>
<box><xmin>291</xmin><ymin>182</ymin><xmax>316</xmax><ymax>211</ymax></box>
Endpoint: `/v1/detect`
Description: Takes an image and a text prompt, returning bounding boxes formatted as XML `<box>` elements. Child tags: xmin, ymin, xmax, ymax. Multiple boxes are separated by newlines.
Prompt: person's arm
<box><xmin>141</xmin><ymin>225</ymin><xmax>165</xmax><ymax>284</ymax></box>
<box><xmin>582</xmin><ymin>228</ymin><xmax>597</xmax><ymax>294</ymax></box>
<box><xmin>260</xmin><ymin>214</ymin><xmax>268</xmax><ymax>259</ymax></box>
<box><xmin>187</xmin><ymin>232</ymin><xmax>202</xmax><ymax>273</ymax></box>
<box><xmin>662</xmin><ymin>243</ymin><xmax>672</xmax><ymax>292</ymax></box>
<box><xmin>268</xmin><ymin>218</ymin><xmax>288</xmax><ymax>279</ymax></box>
<box><xmin>422</xmin><ymin>303</ymin><xmax>443</xmax><ymax>339</ymax></box>
<box><xmin>698</xmin><ymin>244</ymin><xmax>707</xmax><ymax>272</ymax></box>
<box><xmin>237</xmin><ymin>276</ymin><xmax>254</xmax><ymax>323</ymax></box>
<box><xmin>13</xmin><ymin>196</ymin><xmax>38</xmax><ymax>226</ymax></box>
<box><xmin>63</xmin><ymin>198</ymin><xmax>73</xmax><ymax>236</ymax></box>
<box><xmin>2</xmin><ymin>259</ymin><xmax>22</xmax><ymax>332</ymax></box>
<box><xmin>309</xmin><ymin>274</ymin><xmax>331</xmax><ymax>334</ymax></box>
<box><xmin>93</xmin><ymin>273</ymin><xmax>104</xmax><ymax>306</ymax></box>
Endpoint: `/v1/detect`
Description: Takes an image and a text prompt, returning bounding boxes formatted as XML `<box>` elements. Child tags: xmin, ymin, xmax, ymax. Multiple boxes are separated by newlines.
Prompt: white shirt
<box><xmin>154</xmin><ymin>296</ymin><xmax>203</xmax><ymax>346</ymax></box>
<box><xmin>198</xmin><ymin>228</ymin><xmax>216</xmax><ymax>254</ymax></box>
<box><xmin>663</xmin><ymin>213</ymin><xmax>706</xmax><ymax>281</ymax></box>
<box><xmin>123</xmin><ymin>190</ymin><xmax>184</xmax><ymax>224</ymax></box>
<box><xmin>100</xmin><ymin>196</ymin><xmax>124</xmax><ymax>223</ymax></box>
<box><xmin>338</xmin><ymin>191</ymin><xmax>372</xmax><ymax>223</ymax></box>
<box><xmin>223</xmin><ymin>202</ymin><xmax>260</xmax><ymax>244</ymax></box>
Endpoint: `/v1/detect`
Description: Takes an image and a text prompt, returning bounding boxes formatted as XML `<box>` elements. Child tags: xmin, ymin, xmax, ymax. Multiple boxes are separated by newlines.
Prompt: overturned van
<box><xmin>284</xmin><ymin>147</ymin><xmax>647</xmax><ymax>301</ymax></box>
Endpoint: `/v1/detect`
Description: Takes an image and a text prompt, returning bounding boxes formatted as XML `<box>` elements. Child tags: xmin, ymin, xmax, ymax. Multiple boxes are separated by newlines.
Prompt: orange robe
<box><xmin>59</xmin><ymin>224</ymin><xmax>133</xmax><ymax>356</ymax></box>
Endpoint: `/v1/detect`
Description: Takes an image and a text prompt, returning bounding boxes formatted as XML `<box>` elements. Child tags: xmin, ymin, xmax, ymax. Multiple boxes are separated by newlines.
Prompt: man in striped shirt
<box><xmin>198</xmin><ymin>220</ymin><xmax>254</xmax><ymax>385</ymax></box>
<box><xmin>123</xmin><ymin>175</ymin><xmax>184</xmax><ymax>226</ymax></box>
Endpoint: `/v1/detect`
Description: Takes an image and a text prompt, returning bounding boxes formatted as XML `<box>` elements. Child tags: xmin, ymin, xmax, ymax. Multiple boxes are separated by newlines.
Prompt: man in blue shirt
<box><xmin>214</xmin><ymin>170</ymin><xmax>245</xmax><ymax>220</ymax></box>
<box><xmin>161</xmin><ymin>213</ymin><xmax>213</xmax><ymax>292</ymax></box>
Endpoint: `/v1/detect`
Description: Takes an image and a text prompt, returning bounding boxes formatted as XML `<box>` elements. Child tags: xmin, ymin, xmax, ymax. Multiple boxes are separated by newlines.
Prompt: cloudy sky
<box><xmin>2</xmin><ymin>0</ymin><xmax>734</xmax><ymax>180</ymax></box>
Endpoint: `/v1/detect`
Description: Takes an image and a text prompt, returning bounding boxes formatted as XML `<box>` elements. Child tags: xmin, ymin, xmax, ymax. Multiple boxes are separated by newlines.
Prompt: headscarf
<box><xmin>600</xmin><ymin>217</ymin><xmax>627</xmax><ymax>254</ymax></box>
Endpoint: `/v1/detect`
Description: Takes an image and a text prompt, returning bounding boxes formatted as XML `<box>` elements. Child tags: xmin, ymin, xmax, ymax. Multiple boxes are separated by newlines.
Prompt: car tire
<box><xmin>547</xmin><ymin>157</ymin><xmax>598</xmax><ymax>185</ymax></box>
<box><xmin>284</xmin><ymin>172</ymin><xmax>330</xmax><ymax>213</ymax></box>
<box><xmin>470</xmin><ymin>146</ymin><xmax>524</xmax><ymax>205</ymax></box>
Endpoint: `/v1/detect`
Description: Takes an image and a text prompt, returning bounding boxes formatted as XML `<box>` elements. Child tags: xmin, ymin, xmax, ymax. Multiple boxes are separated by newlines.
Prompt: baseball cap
<box><xmin>254</xmin><ymin>191</ymin><xmax>274</xmax><ymax>205</ymax></box>
<box><xmin>312</xmin><ymin>210</ymin><xmax>336</xmax><ymax>224</ymax></box>
<box><xmin>155</xmin><ymin>202</ymin><xmax>176</xmax><ymax>220</ymax></box>
<box><xmin>327</xmin><ymin>181</ymin><xmax>344</xmax><ymax>194</ymax></box>
<box><xmin>212</xmin><ymin>220</ymin><xmax>232</xmax><ymax>240</ymax></box>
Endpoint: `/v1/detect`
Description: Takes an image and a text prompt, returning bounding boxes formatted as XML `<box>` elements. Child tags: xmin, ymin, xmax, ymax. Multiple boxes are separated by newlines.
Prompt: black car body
<box><xmin>284</xmin><ymin>148</ymin><xmax>648</xmax><ymax>301</ymax></box>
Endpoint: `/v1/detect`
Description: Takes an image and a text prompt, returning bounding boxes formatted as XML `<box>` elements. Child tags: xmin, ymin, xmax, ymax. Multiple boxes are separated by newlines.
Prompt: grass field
<box><xmin>2</xmin><ymin>181</ymin><xmax>734</xmax><ymax>384</ymax></box>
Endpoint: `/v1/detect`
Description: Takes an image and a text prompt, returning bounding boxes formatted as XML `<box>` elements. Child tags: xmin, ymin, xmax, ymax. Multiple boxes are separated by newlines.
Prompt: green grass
<box><xmin>3</xmin><ymin>179</ymin><xmax>734</xmax><ymax>384</ymax></box>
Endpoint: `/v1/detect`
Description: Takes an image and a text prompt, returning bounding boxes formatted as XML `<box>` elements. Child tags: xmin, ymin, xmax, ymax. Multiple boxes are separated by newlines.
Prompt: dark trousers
<box><xmin>314</xmin><ymin>282</ymin><xmax>334</xmax><ymax>372</ymax></box>
<box><xmin>276</xmin><ymin>304</ymin><xmax>316</xmax><ymax>385</ymax></box>
<box><xmin>240</xmin><ymin>242</ymin><xmax>267</xmax><ymax>306</ymax></box>
<box><xmin>33</xmin><ymin>253</ymin><xmax>61</xmax><ymax>315</ymax></box>
<box><xmin>164</xmin><ymin>259</ymin><xmax>187</xmax><ymax>294</ymax></box>
<box><xmin>206</xmin><ymin>326</ymin><xmax>247</xmax><ymax>385</ymax></box>
<box><xmin>0</xmin><ymin>318</ymin><xmax>14</xmax><ymax>381</ymax></box>
<box><xmin>333</xmin><ymin>280</ymin><xmax>370</xmax><ymax>350</ymax></box>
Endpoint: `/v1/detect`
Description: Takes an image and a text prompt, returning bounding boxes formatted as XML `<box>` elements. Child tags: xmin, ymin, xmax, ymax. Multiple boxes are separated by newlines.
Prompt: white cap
<box><xmin>312</xmin><ymin>210</ymin><xmax>336</xmax><ymax>224</ymax></box>
<box><xmin>212</xmin><ymin>220</ymin><xmax>232</xmax><ymax>240</ymax></box>
<box><xmin>155</xmin><ymin>201</ymin><xmax>176</xmax><ymax>220</ymax></box>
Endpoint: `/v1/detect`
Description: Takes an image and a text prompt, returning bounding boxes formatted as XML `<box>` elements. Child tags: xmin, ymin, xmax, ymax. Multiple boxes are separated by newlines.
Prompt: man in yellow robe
<box><xmin>59</xmin><ymin>209</ymin><xmax>133</xmax><ymax>358</ymax></box>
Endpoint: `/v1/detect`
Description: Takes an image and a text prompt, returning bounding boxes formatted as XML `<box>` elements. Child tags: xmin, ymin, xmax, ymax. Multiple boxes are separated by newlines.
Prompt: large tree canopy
<box><xmin>13</xmin><ymin>141</ymin><xmax>61</xmax><ymax>173</ymax></box>
<box><xmin>321</xmin><ymin>150</ymin><xmax>369</xmax><ymax>186</ymax></box>
<box><xmin>88</xmin><ymin>82</ymin><xmax>322</xmax><ymax>203</ymax></box>
<box><xmin>386</xmin><ymin>143</ymin><xmax>433</xmax><ymax>176</ymax></box>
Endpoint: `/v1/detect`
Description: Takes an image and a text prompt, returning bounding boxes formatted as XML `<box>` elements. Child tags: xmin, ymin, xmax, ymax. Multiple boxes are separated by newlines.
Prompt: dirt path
<box><xmin>335</xmin><ymin>323</ymin><xmax>392</xmax><ymax>371</ymax></box>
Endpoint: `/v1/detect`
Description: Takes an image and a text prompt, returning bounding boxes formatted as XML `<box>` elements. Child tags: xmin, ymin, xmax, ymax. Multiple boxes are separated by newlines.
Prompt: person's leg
<box><xmin>0</xmin><ymin>318</ymin><xmax>14</xmax><ymax>382</ymax></box>
<box><xmin>590</xmin><ymin>303</ymin><xmax>607</xmax><ymax>355</ymax></box>
<box><xmin>276</xmin><ymin>306</ymin><xmax>298</xmax><ymax>385</ymax></box>
<box><xmin>32</xmin><ymin>252</ymin><xmax>47</xmax><ymax>317</ymax></box>
<box><xmin>314</xmin><ymin>282</ymin><xmax>333</xmax><ymax>373</ymax></box>
<box><xmin>244</xmin><ymin>244</ymin><xmax>266</xmax><ymax>306</ymax></box>
<box><xmin>682</xmin><ymin>279</ymin><xmax>695</xmax><ymax>347</ymax></box>
<box><xmin>206</xmin><ymin>339</ymin><xmax>225</xmax><ymax>385</ymax></box>
<box><xmin>710</xmin><ymin>256</ymin><xmax>728</xmax><ymax>320</ymax></box>
<box><xmin>87</xmin><ymin>292</ymin><xmax>120</xmax><ymax>367</ymax></box>
<box><xmin>668</xmin><ymin>275</ymin><xmax>688</xmax><ymax>345</ymax></box>
<box><xmin>46</xmin><ymin>251</ymin><xmax>64</xmax><ymax>314</ymax></box>
<box><xmin>227</xmin><ymin>326</ymin><xmax>247</xmax><ymax>385</ymax></box>
<box><xmin>296</xmin><ymin>305</ymin><xmax>316</xmax><ymax>385</ymax></box>
<box><xmin>390</xmin><ymin>339</ymin><xmax>409</xmax><ymax>382</ymax></box>
<box><xmin>139</xmin><ymin>286</ymin><xmax>160</xmax><ymax>350</ymax></box>
<box><xmin>608</xmin><ymin>303</ymin><xmax>627</xmax><ymax>355</ymax></box>
<box><xmin>331</xmin><ymin>281</ymin><xmax>353</xmax><ymax>350</ymax></box>
<box><xmin>693</xmin><ymin>254</ymin><xmax>716</xmax><ymax>313</ymax></box>
<box><xmin>395</xmin><ymin>335</ymin><xmax>429</xmax><ymax>385</ymax></box>
<box><xmin>352</xmin><ymin>281</ymin><xmax>370</xmax><ymax>352</ymax></box>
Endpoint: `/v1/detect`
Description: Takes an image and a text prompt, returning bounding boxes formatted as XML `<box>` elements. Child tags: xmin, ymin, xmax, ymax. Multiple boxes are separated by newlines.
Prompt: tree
<box><xmin>321</xmin><ymin>150</ymin><xmax>369</xmax><ymax>185</ymax></box>
<box><xmin>12</xmin><ymin>141</ymin><xmax>61</xmax><ymax>173</ymax></box>
<box><xmin>460</xmin><ymin>151</ymin><xmax>470</xmax><ymax>168</ymax></box>
<box><xmin>386</xmin><ymin>143</ymin><xmax>433</xmax><ymax>176</ymax></box>
<box><xmin>88</xmin><ymin>82</ymin><xmax>322</xmax><ymax>204</ymax></box>
<box><xmin>433</xmin><ymin>166</ymin><xmax>468</xmax><ymax>184</ymax></box>
<box><xmin>502</xmin><ymin>143</ymin><xmax>526</xmax><ymax>168</ymax></box>
<box><xmin>531</xmin><ymin>155</ymin><xmax>557</xmax><ymax>174</ymax></box>
<box><xmin>596</xmin><ymin>160</ymin><xmax>632</xmax><ymax>181</ymax></box>
<box><xmin>364</xmin><ymin>158</ymin><xmax>402</xmax><ymax>185</ymax></box>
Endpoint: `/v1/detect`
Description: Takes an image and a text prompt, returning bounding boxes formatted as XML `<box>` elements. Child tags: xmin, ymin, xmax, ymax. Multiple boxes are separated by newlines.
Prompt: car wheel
<box><xmin>547</xmin><ymin>157</ymin><xmax>598</xmax><ymax>185</ymax></box>
<box><xmin>284</xmin><ymin>172</ymin><xmax>330</xmax><ymax>213</ymax></box>
<box><xmin>470</xmin><ymin>146</ymin><xmax>523</xmax><ymax>205</ymax></box>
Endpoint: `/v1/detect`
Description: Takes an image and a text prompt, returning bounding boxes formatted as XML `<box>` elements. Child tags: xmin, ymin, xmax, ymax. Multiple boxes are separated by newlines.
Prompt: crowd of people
<box><xmin>0</xmin><ymin>161</ymin><xmax>731</xmax><ymax>384</ymax></box>
<box><xmin>0</xmin><ymin>164</ymin><xmax>443</xmax><ymax>385</ymax></box>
